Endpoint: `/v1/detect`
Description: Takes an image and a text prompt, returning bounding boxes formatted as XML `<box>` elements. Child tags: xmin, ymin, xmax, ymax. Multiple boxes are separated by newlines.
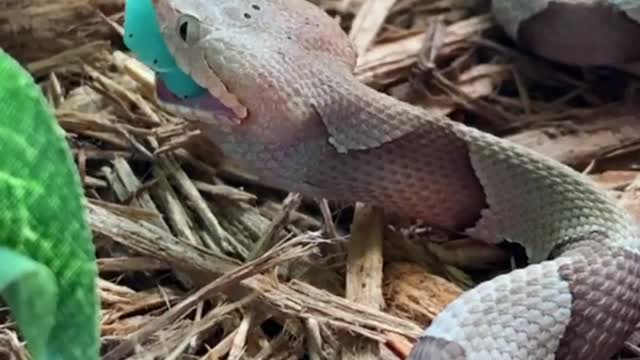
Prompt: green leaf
<box><xmin>0</xmin><ymin>248</ymin><xmax>57</xmax><ymax>360</ymax></box>
<box><xmin>0</xmin><ymin>49</ymin><xmax>100</xmax><ymax>359</ymax></box>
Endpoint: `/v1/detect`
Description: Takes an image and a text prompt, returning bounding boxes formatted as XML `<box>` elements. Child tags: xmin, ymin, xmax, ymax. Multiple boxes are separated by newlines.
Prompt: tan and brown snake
<box><xmin>150</xmin><ymin>0</ymin><xmax>640</xmax><ymax>358</ymax></box>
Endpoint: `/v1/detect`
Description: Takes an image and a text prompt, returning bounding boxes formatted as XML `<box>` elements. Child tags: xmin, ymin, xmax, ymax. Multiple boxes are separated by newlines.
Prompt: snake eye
<box><xmin>176</xmin><ymin>14</ymin><xmax>201</xmax><ymax>45</ymax></box>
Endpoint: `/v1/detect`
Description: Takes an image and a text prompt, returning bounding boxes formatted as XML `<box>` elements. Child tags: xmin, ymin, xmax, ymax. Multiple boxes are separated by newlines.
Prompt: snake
<box><xmin>140</xmin><ymin>0</ymin><xmax>640</xmax><ymax>359</ymax></box>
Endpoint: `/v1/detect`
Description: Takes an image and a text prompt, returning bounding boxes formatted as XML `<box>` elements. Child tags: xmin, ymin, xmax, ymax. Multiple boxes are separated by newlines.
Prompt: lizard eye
<box><xmin>176</xmin><ymin>14</ymin><xmax>201</xmax><ymax>45</ymax></box>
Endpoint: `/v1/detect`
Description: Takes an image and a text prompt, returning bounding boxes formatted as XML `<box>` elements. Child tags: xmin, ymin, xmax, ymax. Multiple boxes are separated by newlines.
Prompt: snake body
<box><xmin>148</xmin><ymin>0</ymin><xmax>640</xmax><ymax>358</ymax></box>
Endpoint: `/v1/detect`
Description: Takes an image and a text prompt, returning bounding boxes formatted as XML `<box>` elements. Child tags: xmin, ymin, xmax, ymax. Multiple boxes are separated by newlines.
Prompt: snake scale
<box><xmin>146</xmin><ymin>0</ymin><xmax>640</xmax><ymax>358</ymax></box>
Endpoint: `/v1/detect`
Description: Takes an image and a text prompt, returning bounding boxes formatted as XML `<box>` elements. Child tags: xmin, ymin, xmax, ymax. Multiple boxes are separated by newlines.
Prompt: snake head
<box><xmin>152</xmin><ymin>0</ymin><xmax>356</xmax><ymax>134</ymax></box>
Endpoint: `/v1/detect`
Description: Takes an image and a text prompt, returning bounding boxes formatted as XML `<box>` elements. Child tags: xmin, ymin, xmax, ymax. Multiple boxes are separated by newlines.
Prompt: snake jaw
<box><xmin>153</xmin><ymin>36</ymin><xmax>248</xmax><ymax>124</ymax></box>
<box><xmin>155</xmin><ymin>42</ymin><xmax>249</xmax><ymax>124</ymax></box>
<box><xmin>155</xmin><ymin>77</ymin><xmax>244</xmax><ymax>125</ymax></box>
<box><xmin>199</xmin><ymin>53</ymin><xmax>248</xmax><ymax>119</ymax></box>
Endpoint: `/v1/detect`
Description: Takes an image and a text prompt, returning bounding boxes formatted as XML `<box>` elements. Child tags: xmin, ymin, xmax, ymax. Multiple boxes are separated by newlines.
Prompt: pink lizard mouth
<box><xmin>155</xmin><ymin>78</ymin><xmax>241</xmax><ymax>122</ymax></box>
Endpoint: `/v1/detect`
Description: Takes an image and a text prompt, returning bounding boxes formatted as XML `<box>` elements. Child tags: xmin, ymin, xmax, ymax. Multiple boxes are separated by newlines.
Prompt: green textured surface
<box><xmin>0</xmin><ymin>248</ymin><xmax>57</xmax><ymax>360</ymax></box>
<box><xmin>0</xmin><ymin>49</ymin><xmax>99</xmax><ymax>360</ymax></box>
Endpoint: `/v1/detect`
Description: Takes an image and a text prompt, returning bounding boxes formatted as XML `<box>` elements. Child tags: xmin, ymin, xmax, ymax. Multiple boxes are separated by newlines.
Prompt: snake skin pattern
<box><xmin>151</xmin><ymin>0</ymin><xmax>640</xmax><ymax>358</ymax></box>
<box><xmin>492</xmin><ymin>0</ymin><xmax>640</xmax><ymax>64</ymax></box>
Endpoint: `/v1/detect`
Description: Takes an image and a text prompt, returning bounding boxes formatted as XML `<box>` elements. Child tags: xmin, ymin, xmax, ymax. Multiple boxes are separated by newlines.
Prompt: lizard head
<box><xmin>152</xmin><ymin>0</ymin><xmax>356</xmax><ymax>132</ymax></box>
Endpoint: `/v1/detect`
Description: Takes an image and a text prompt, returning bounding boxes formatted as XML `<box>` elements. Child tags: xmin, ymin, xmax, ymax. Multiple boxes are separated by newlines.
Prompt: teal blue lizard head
<box><xmin>124</xmin><ymin>0</ymin><xmax>205</xmax><ymax>99</ymax></box>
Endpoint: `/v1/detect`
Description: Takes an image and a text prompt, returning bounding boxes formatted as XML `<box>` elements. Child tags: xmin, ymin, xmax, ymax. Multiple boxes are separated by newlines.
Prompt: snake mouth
<box><xmin>155</xmin><ymin>77</ymin><xmax>241</xmax><ymax>123</ymax></box>
<box><xmin>155</xmin><ymin>53</ymin><xmax>249</xmax><ymax>124</ymax></box>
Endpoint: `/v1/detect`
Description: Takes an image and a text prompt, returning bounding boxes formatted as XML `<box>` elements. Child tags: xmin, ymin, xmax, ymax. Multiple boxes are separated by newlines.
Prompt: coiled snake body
<box><xmin>150</xmin><ymin>0</ymin><xmax>640</xmax><ymax>358</ymax></box>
